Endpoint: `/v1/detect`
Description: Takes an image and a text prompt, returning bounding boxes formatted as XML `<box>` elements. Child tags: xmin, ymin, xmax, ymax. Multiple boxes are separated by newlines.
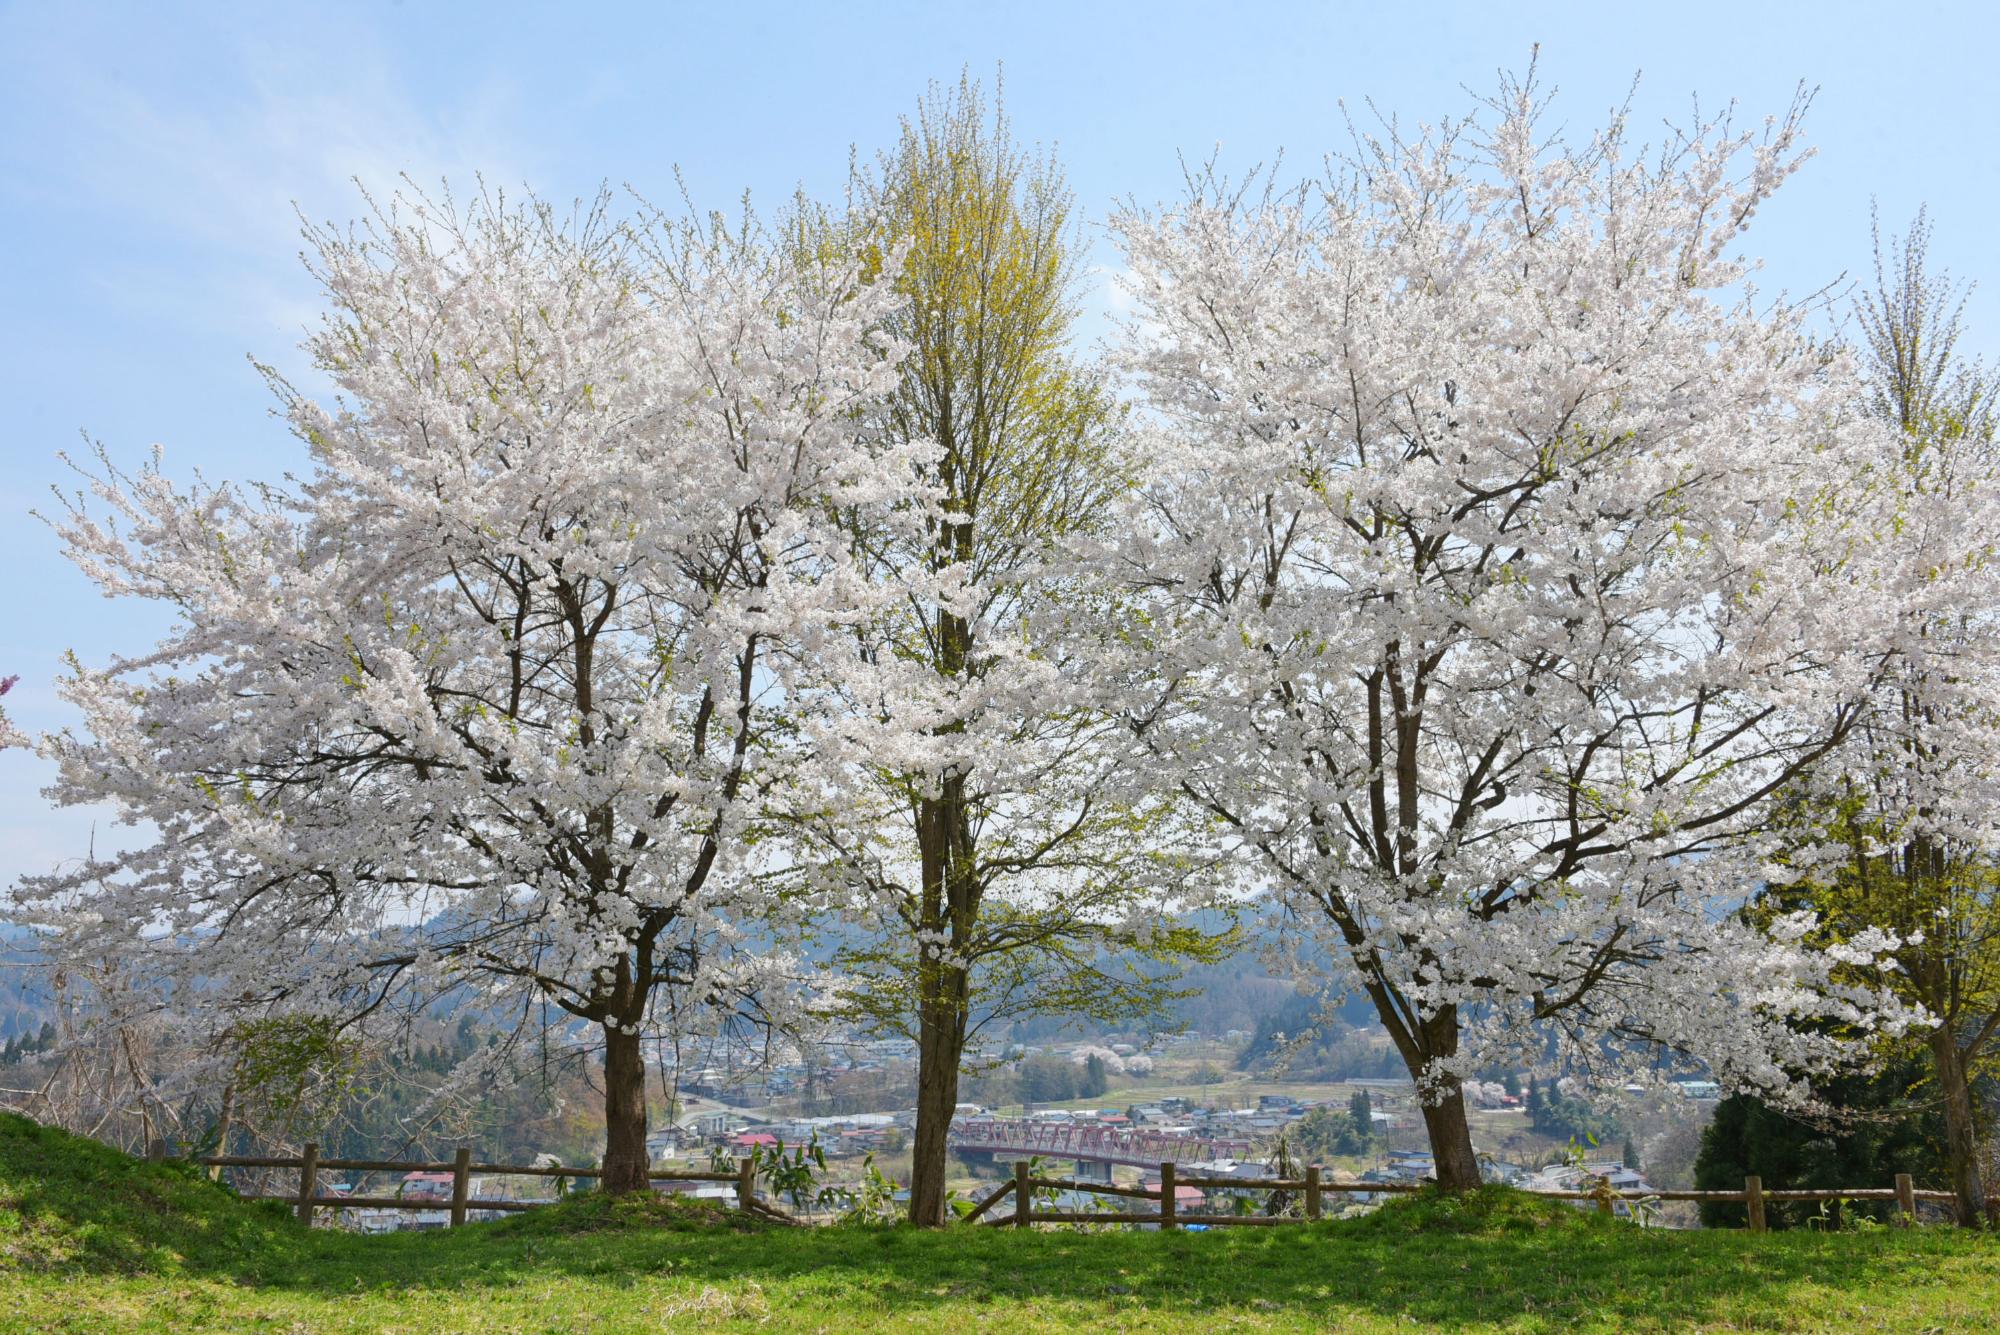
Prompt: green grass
<box><xmin>2</xmin><ymin>1113</ymin><xmax>1996</xmax><ymax>1333</ymax></box>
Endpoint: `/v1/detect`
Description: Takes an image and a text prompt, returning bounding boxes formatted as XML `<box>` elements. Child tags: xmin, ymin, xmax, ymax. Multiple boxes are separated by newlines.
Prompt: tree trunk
<box><xmin>1364</xmin><ymin>992</ymin><xmax>1482</xmax><ymax>1194</ymax></box>
<box><xmin>1931</xmin><ymin>1027</ymin><xmax>1988</xmax><ymax>1227</ymax></box>
<box><xmin>208</xmin><ymin>1082</ymin><xmax>235</xmax><ymax>1182</ymax></box>
<box><xmin>909</xmin><ymin>984</ymin><xmax>970</xmax><ymax>1226</ymax></box>
<box><xmin>907</xmin><ymin>777</ymin><xmax>976</xmax><ymax>1228</ymax></box>
<box><xmin>601</xmin><ymin>1022</ymin><xmax>650</xmax><ymax>1197</ymax></box>
<box><xmin>1418</xmin><ymin>1082</ymin><xmax>1484</xmax><ymax>1194</ymax></box>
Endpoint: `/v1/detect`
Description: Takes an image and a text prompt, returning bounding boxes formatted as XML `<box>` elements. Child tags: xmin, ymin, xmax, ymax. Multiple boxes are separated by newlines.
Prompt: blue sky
<box><xmin>2</xmin><ymin>0</ymin><xmax>1995</xmax><ymax>894</ymax></box>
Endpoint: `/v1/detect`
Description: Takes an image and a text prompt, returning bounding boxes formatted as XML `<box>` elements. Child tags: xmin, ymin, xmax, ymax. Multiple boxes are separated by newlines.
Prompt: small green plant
<box><xmin>822</xmin><ymin>1153</ymin><xmax>901</xmax><ymax>1224</ymax></box>
<box><xmin>1072</xmin><ymin>1184</ymin><xmax>1132</xmax><ymax>1231</ymax></box>
<box><xmin>1806</xmin><ymin>1196</ymin><xmax>1881</xmax><ymax>1233</ymax></box>
<box><xmin>1559</xmin><ymin>1133</ymin><xmax>1601</xmax><ymax>1170</ymax></box>
<box><xmin>748</xmin><ymin>1136</ymin><xmax>828</xmax><ymax>1213</ymax></box>
<box><xmin>1263</xmin><ymin>1135</ymin><xmax>1301</xmax><ymax>1218</ymax></box>
<box><xmin>1021</xmin><ymin>1155</ymin><xmax>1060</xmax><ymax>1213</ymax></box>
<box><xmin>529</xmin><ymin>1154</ymin><xmax>577</xmax><ymax>1199</ymax></box>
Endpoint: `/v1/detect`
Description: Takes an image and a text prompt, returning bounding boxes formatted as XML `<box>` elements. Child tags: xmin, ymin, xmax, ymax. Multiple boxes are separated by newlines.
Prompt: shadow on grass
<box><xmin>5</xmin><ymin>1116</ymin><xmax>1988</xmax><ymax>1331</ymax></box>
<box><xmin>0</xmin><ymin>1113</ymin><xmax>308</xmax><ymax>1276</ymax></box>
<box><xmin>195</xmin><ymin>1188</ymin><xmax>2000</xmax><ymax>1330</ymax></box>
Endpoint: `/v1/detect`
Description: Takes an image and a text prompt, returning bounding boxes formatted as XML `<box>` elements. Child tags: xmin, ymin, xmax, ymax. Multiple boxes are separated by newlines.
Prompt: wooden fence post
<box><xmin>1305</xmin><ymin>1164</ymin><xmax>1322</xmax><ymax>1222</ymax></box>
<box><xmin>1894</xmin><ymin>1172</ymin><xmax>1916</xmax><ymax>1224</ymax></box>
<box><xmin>296</xmin><ymin>1143</ymin><xmax>320</xmax><ymax>1228</ymax></box>
<box><xmin>449</xmin><ymin>1147</ymin><xmax>472</xmax><ymax>1228</ymax></box>
<box><xmin>735</xmin><ymin>1157</ymin><xmax>754</xmax><ymax>1211</ymax></box>
<box><xmin>1159</xmin><ymin>1161</ymin><xmax>1177</xmax><ymax>1231</ymax></box>
<box><xmin>1743</xmin><ymin>1175</ymin><xmax>1766</xmax><ymax>1234</ymax></box>
<box><xmin>1013</xmin><ymin>1159</ymin><xmax>1031</xmax><ymax>1228</ymax></box>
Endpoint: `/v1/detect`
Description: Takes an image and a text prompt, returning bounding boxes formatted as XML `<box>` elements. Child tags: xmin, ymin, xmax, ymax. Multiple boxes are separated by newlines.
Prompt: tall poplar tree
<box><xmin>787</xmin><ymin>75</ymin><xmax>1225</xmax><ymax>1226</ymax></box>
<box><xmin>1821</xmin><ymin>208</ymin><xmax>2000</xmax><ymax>1224</ymax></box>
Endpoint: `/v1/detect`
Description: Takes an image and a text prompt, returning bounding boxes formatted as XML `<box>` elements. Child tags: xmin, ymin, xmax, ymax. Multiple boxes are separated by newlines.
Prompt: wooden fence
<box><xmin>158</xmin><ymin>1142</ymin><xmax>753</xmax><ymax>1228</ymax></box>
<box><xmin>960</xmin><ymin>1160</ymin><xmax>1985</xmax><ymax>1233</ymax></box>
<box><xmin>160</xmin><ymin>1141</ymin><xmax>1992</xmax><ymax>1233</ymax></box>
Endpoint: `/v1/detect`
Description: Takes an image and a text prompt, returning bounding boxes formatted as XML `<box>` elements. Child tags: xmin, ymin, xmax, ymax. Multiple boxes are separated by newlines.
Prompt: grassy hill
<box><xmin>2</xmin><ymin>1113</ymin><xmax>1996</xmax><ymax>1333</ymax></box>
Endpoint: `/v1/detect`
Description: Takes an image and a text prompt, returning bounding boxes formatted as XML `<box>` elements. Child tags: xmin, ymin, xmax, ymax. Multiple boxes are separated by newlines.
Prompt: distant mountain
<box><xmin>0</xmin><ymin>926</ymin><xmax>51</xmax><ymax>1041</ymax></box>
<box><xmin>0</xmin><ymin>899</ymin><xmax>1383</xmax><ymax>1053</ymax></box>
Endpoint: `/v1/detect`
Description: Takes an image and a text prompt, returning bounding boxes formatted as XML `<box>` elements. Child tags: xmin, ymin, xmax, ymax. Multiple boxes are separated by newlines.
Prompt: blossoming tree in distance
<box><xmin>1099</xmin><ymin>74</ymin><xmax>1932</xmax><ymax>1191</ymax></box>
<box><xmin>26</xmin><ymin>189</ymin><xmax>932</xmax><ymax>1193</ymax></box>
<box><xmin>0</xmin><ymin>676</ymin><xmax>20</xmax><ymax>749</ymax></box>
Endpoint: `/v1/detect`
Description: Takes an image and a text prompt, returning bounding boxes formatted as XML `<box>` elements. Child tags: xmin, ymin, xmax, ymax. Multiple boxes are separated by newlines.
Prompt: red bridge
<box><xmin>949</xmin><ymin>1117</ymin><xmax>1255</xmax><ymax>1168</ymax></box>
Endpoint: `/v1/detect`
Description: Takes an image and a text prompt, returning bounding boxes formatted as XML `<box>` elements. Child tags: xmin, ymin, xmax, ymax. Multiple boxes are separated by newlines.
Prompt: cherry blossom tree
<box><xmin>1100</xmin><ymin>76</ymin><xmax>1923</xmax><ymax>1192</ymax></box>
<box><xmin>22</xmin><ymin>188</ymin><xmax>929</xmax><ymax>1194</ymax></box>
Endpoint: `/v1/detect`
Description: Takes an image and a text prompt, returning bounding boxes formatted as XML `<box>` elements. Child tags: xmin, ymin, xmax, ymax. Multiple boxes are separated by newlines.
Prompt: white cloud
<box><xmin>4</xmin><ymin>8</ymin><xmax>539</xmax><ymax>352</ymax></box>
<box><xmin>0</xmin><ymin>7</ymin><xmax>546</xmax><ymax>899</ymax></box>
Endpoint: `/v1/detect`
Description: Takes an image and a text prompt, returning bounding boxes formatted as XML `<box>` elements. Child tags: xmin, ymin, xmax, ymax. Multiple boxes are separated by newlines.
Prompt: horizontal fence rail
<box><xmin>988</xmin><ymin>1160</ymin><xmax>1991</xmax><ymax>1233</ymax></box>
<box><xmin>155</xmin><ymin>1141</ymin><xmax>753</xmax><ymax>1228</ymax></box>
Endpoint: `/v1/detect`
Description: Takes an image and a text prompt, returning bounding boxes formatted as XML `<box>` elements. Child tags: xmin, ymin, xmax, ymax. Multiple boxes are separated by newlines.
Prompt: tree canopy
<box><xmin>1091</xmin><ymin>71</ymin><xmax>1938</xmax><ymax>1189</ymax></box>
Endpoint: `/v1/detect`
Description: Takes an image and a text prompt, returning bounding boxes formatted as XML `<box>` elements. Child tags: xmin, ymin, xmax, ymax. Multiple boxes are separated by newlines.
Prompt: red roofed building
<box><xmin>1142</xmin><ymin>1181</ymin><xmax>1207</xmax><ymax>1213</ymax></box>
<box><xmin>399</xmin><ymin>1171</ymin><xmax>454</xmax><ymax>1202</ymax></box>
